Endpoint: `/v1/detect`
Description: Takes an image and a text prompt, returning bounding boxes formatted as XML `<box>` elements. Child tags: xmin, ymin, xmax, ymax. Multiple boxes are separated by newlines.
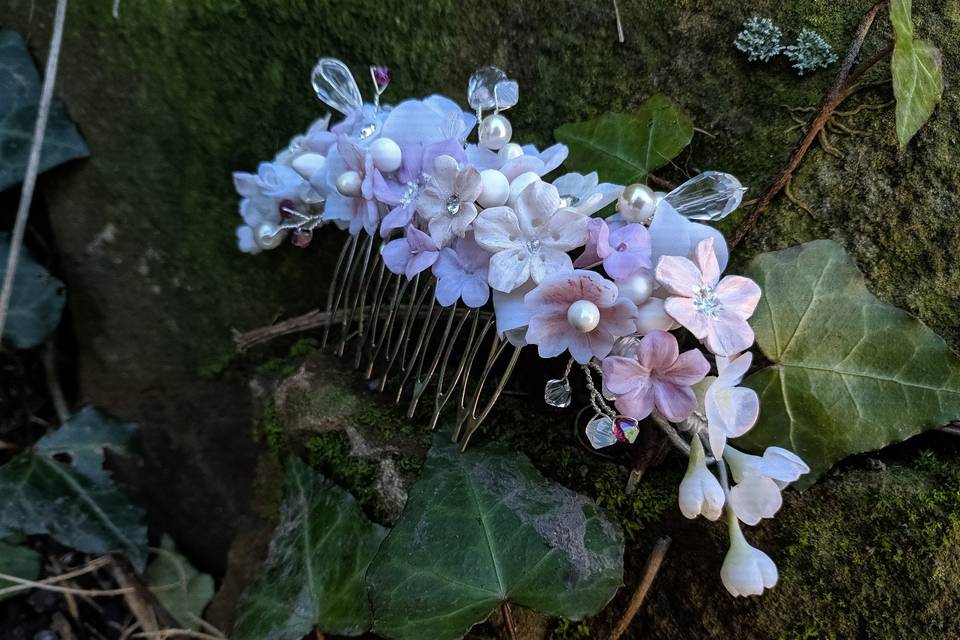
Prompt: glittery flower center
<box><xmin>446</xmin><ymin>195</ymin><xmax>462</xmax><ymax>216</ymax></box>
<box><xmin>693</xmin><ymin>284</ymin><xmax>722</xmax><ymax>317</ymax></box>
<box><xmin>524</xmin><ymin>239</ymin><xmax>542</xmax><ymax>254</ymax></box>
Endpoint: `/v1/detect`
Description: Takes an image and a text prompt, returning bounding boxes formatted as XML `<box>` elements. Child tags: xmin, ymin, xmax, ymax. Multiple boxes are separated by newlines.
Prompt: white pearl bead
<box><xmin>254</xmin><ymin>222</ymin><xmax>287</xmax><ymax>250</ymax></box>
<box><xmin>508</xmin><ymin>171</ymin><xmax>541</xmax><ymax>207</ymax></box>
<box><xmin>617</xmin><ymin>272</ymin><xmax>654</xmax><ymax>305</ymax></box>
<box><xmin>478</xmin><ymin>169</ymin><xmax>510</xmax><ymax>208</ymax></box>
<box><xmin>567</xmin><ymin>299</ymin><xmax>601</xmax><ymax>333</ymax></box>
<box><xmin>635</xmin><ymin>298</ymin><xmax>677</xmax><ymax>334</ymax></box>
<box><xmin>479</xmin><ymin>114</ymin><xmax>512</xmax><ymax>151</ymax></box>
<box><xmin>336</xmin><ymin>170</ymin><xmax>362</xmax><ymax>197</ymax></box>
<box><xmin>618</xmin><ymin>183</ymin><xmax>657</xmax><ymax>223</ymax></box>
<box><xmin>369</xmin><ymin>137</ymin><xmax>402</xmax><ymax>173</ymax></box>
<box><xmin>291</xmin><ymin>152</ymin><xmax>326</xmax><ymax>180</ymax></box>
<box><xmin>498</xmin><ymin>142</ymin><xmax>524</xmax><ymax>163</ymax></box>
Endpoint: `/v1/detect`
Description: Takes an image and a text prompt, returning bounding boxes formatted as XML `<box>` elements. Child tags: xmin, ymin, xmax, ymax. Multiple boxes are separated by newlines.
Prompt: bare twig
<box><xmin>109</xmin><ymin>555</ymin><xmax>182</xmax><ymax>631</ymax></box>
<box><xmin>646</xmin><ymin>173</ymin><xmax>677</xmax><ymax>191</ymax></box>
<box><xmin>0</xmin><ymin>0</ymin><xmax>69</xmax><ymax>340</ymax></box>
<box><xmin>609</xmin><ymin>537</ymin><xmax>671</xmax><ymax>640</ymax></box>
<box><xmin>501</xmin><ymin>601</ymin><xmax>518</xmax><ymax>640</ymax></box>
<box><xmin>730</xmin><ymin>1</ymin><xmax>888</xmax><ymax>249</ymax></box>
<box><xmin>612</xmin><ymin>0</ymin><xmax>625</xmax><ymax>43</ymax></box>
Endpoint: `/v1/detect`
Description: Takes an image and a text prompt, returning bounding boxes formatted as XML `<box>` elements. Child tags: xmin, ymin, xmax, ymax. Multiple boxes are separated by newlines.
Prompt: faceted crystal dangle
<box><xmin>494</xmin><ymin>80</ymin><xmax>519</xmax><ymax>111</ymax></box>
<box><xmin>585</xmin><ymin>414</ymin><xmax>618</xmax><ymax>449</ymax></box>
<box><xmin>664</xmin><ymin>171</ymin><xmax>746</xmax><ymax>222</ymax></box>
<box><xmin>311</xmin><ymin>58</ymin><xmax>363</xmax><ymax>116</ymax></box>
<box><xmin>544</xmin><ymin>378</ymin><xmax>572</xmax><ymax>408</ymax></box>
<box><xmin>613</xmin><ymin>416</ymin><xmax>640</xmax><ymax>443</ymax></box>
<box><xmin>468</xmin><ymin>66</ymin><xmax>508</xmax><ymax>111</ymax></box>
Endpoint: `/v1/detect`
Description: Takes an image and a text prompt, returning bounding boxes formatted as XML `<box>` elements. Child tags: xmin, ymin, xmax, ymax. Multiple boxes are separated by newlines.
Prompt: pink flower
<box><xmin>417</xmin><ymin>155</ymin><xmax>482</xmax><ymax>246</ymax></box>
<box><xmin>601</xmin><ymin>330</ymin><xmax>709</xmax><ymax>421</ymax></box>
<box><xmin>655</xmin><ymin>238</ymin><xmax>761</xmax><ymax>356</ymax></box>
<box><xmin>432</xmin><ymin>234</ymin><xmax>491</xmax><ymax>308</ymax></box>
<box><xmin>524</xmin><ymin>270</ymin><xmax>638</xmax><ymax>364</ymax></box>
<box><xmin>322</xmin><ymin>136</ymin><xmax>379</xmax><ymax>236</ymax></box>
<box><xmin>381</xmin><ymin>225</ymin><xmax>439</xmax><ymax>279</ymax></box>
<box><xmin>705</xmin><ymin>352</ymin><xmax>760</xmax><ymax>458</ymax></box>
<box><xmin>574</xmin><ymin>218</ymin><xmax>652</xmax><ymax>280</ymax></box>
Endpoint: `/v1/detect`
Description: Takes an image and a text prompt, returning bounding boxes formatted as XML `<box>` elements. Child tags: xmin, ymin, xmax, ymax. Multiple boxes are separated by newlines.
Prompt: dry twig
<box><xmin>609</xmin><ymin>537</ymin><xmax>671</xmax><ymax>639</ymax></box>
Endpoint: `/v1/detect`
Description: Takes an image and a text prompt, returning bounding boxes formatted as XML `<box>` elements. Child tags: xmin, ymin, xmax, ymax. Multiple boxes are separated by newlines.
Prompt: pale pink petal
<box><xmin>664</xmin><ymin>297</ymin><xmax>710</xmax><ymax>339</ymax></box>
<box><xmin>660</xmin><ymin>349</ymin><xmax>710</xmax><ymax>386</ymax></box>
<box><xmin>573</xmin><ymin>218</ymin><xmax>611</xmax><ymax>268</ymax></box>
<box><xmin>639</xmin><ymin>330</ymin><xmax>680</xmax><ymax>371</ymax></box>
<box><xmin>432</xmin><ymin>154</ymin><xmax>460</xmax><ymax>194</ymax></box>
<box><xmin>566</xmin><ymin>332</ymin><xmax>595</xmax><ymax>364</ymax></box>
<box><xmin>529</xmin><ymin>248</ymin><xmax>574</xmax><ymax>285</ymax></box>
<box><xmin>542</xmin><ymin>209</ymin><xmax>589</xmax><ymax>251</ymax></box>
<box><xmin>635</xmin><ymin>298</ymin><xmax>678</xmax><ymax>334</ymax></box>
<box><xmin>417</xmin><ymin>189</ymin><xmax>446</xmax><ymax>221</ymax></box>
<box><xmin>707</xmin><ymin>385</ymin><xmax>759</xmax><ymax>437</ymax></box>
<box><xmin>601</xmin><ymin>356</ymin><xmax>649</xmax><ymax>395</ymax></box>
<box><xmin>456</xmin><ymin>166</ymin><xmax>483</xmax><ymax>202</ymax></box>
<box><xmin>705</xmin><ymin>312</ymin><xmax>755</xmax><ymax>357</ymax></box>
<box><xmin>695</xmin><ymin>238</ymin><xmax>721</xmax><ymax>287</ymax></box>
<box><xmin>599</xmin><ymin>299</ymin><xmax>640</xmax><ymax>336</ymax></box>
<box><xmin>715</xmin><ymin>276</ymin><xmax>762</xmax><ymax>320</ymax></box>
<box><xmin>460</xmin><ymin>276</ymin><xmax>490</xmax><ymax>308</ymax></box>
<box><xmin>584</xmin><ymin>326</ymin><xmax>616</xmax><ymax>361</ymax></box>
<box><xmin>517</xmin><ymin>181</ymin><xmax>561</xmax><ymax>228</ymax></box>
<box><xmin>474</xmin><ymin>207</ymin><xmax>521</xmax><ymax>252</ymax></box>
<box><xmin>614</xmin><ymin>385</ymin><xmax>655</xmax><ymax>420</ymax></box>
<box><xmin>655</xmin><ymin>255</ymin><xmax>703</xmax><ymax>295</ymax></box>
<box><xmin>716</xmin><ymin>351</ymin><xmax>753</xmax><ymax>387</ymax></box>
<box><xmin>526</xmin><ymin>311</ymin><xmax>575</xmax><ymax>359</ymax></box>
<box><xmin>487</xmin><ymin>248</ymin><xmax>531</xmax><ymax>292</ymax></box>
<box><xmin>653</xmin><ymin>381</ymin><xmax>697</xmax><ymax>422</ymax></box>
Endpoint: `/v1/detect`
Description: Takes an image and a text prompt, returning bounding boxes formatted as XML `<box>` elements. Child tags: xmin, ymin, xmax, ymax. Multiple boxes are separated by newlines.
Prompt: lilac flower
<box><xmin>432</xmin><ymin>234</ymin><xmax>491</xmax><ymax>308</ymax></box>
<box><xmin>704</xmin><ymin>352</ymin><xmax>760</xmax><ymax>458</ymax></box>
<box><xmin>380</xmin><ymin>96</ymin><xmax>477</xmax><ymax>147</ymax></box>
<box><xmin>601</xmin><ymin>330</ymin><xmax>710</xmax><ymax>422</ymax></box>
<box><xmin>648</xmin><ymin>200</ymin><xmax>730</xmax><ymax>271</ymax></box>
<box><xmin>656</xmin><ymin>237</ymin><xmax>761</xmax><ymax>356</ymax></box>
<box><xmin>466</xmin><ymin>143</ymin><xmax>569</xmax><ymax>181</ymax></box>
<box><xmin>416</xmin><ymin>155</ymin><xmax>483</xmax><ymax>246</ymax></box>
<box><xmin>552</xmin><ymin>171</ymin><xmax>622</xmax><ymax>216</ymax></box>
<box><xmin>381</xmin><ymin>225</ymin><xmax>439</xmax><ymax>279</ymax></box>
<box><xmin>323</xmin><ymin>136</ymin><xmax>379</xmax><ymax>235</ymax></box>
<box><xmin>373</xmin><ymin>140</ymin><xmax>465</xmax><ymax>238</ymax></box>
<box><xmin>473</xmin><ymin>181</ymin><xmax>589</xmax><ymax>293</ymax></box>
<box><xmin>574</xmin><ymin>218</ymin><xmax>652</xmax><ymax>280</ymax></box>
<box><xmin>524</xmin><ymin>270</ymin><xmax>638</xmax><ymax>364</ymax></box>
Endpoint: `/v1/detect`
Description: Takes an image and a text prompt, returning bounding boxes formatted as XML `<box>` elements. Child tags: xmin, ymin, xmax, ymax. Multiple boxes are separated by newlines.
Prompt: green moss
<box><xmin>254</xmin><ymin>401</ymin><xmax>288</xmax><ymax>458</ymax></box>
<box><xmin>304</xmin><ymin>432</ymin><xmax>379</xmax><ymax>511</ymax></box>
<box><xmin>549</xmin><ymin>619</ymin><xmax>592</xmax><ymax>640</ymax></box>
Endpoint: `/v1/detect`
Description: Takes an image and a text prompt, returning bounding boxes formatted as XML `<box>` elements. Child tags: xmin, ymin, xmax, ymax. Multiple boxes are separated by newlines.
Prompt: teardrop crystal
<box><xmin>585</xmin><ymin>415</ymin><xmax>618</xmax><ymax>449</ymax></box>
<box><xmin>664</xmin><ymin>171</ymin><xmax>746</xmax><ymax>222</ymax></box>
<box><xmin>544</xmin><ymin>378</ymin><xmax>572</xmax><ymax>408</ymax></box>
<box><xmin>311</xmin><ymin>58</ymin><xmax>363</xmax><ymax>116</ymax></box>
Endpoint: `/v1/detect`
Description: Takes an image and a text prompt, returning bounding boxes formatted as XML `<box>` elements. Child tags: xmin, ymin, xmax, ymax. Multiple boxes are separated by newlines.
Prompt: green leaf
<box><xmin>34</xmin><ymin>406</ymin><xmax>137</xmax><ymax>485</ymax></box>
<box><xmin>232</xmin><ymin>459</ymin><xmax>387</xmax><ymax>639</ymax></box>
<box><xmin>144</xmin><ymin>535</ymin><xmax>215</xmax><ymax>630</ymax></box>
<box><xmin>367</xmin><ymin>434</ymin><xmax>624</xmax><ymax>640</ymax></box>
<box><xmin>0</xmin><ymin>539</ymin><xmax>42</xmax><ymax>603</ymax></box>
<box><xmin>554</xmin><ymin>95</ymin><xmax>693</xmax><ymax>184</ymax></box>
<box><xmin>0</xmin><ymin>31</ymin><xmax>89</xmax><ymax>191</ymax></box>
<box><xmin>890</xmin><ymin>0</ymin><xmax>944</xmax><ymax>147</ymax></box>
<box><xmin>738</xmin><ymin>240</ymin><xmax>960</xmax><ymax>486</ymax></box>
<box><xmin>0</xmin><ymin>452</ymin><xmax>147</xmax><ymax>569</ymax></box>
<box><xmin>0</xmin><ymin>232</ymin><xmax>65</xmax><ymax>348</ymax></box>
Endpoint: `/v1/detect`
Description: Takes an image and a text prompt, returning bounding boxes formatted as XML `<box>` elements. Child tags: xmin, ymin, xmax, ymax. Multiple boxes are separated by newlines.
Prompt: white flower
<box><xmin>724</xmin><ymin>445</ymin><xmax>809</xmax><ymax>525</ymax></box>
<box><xmin>551</xmin><ymin>171</ymin><xmax>622</xmax><ymax>216</ymax></box>
<box><xmin>473</xmin><ymin>181</ymin><xmax>588</xmax><ymax>293</ymax></box>
<box><xmin>705</xmin><ymin>352</ymin><xmax>760</xmax><ymax>458</ymax></box>
<box><xmin>728</xmin><ymin>474</ymin><xmax>782</xmax><ymax>525</ymax></box>
<box><xmin>678</xmin><ymin>437</ymin><xmax>725</xmax><ymax>520</ymax></box>
<box><xmin>721</xmin><ymin>510</ymin><xmax>778</xmax><ymax>597</ymax></box>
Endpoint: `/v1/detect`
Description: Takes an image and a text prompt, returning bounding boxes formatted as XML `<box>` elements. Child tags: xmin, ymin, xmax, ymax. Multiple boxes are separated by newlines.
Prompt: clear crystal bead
<box><xmin>544</xmin><ymin>378</ymin><xmax>572</xmax><ymax>408</ymax></box>
<box><xmin>494</xmin><ymin>79</ymin><xmax>519</xmax><ymax>110</ymax></box>
<box><xmin>664</xmin><ymin>171</ymin><xmax>746</xmax><ymax>222</ymax></box>
<box><xmin>585</xmin><ymin>415</ymin><xmax>618</xmax><ymax>449</ymax></box>
<box><xmin>558</xmin><ymin>194</ymin><xmax>581</xmax><ymax>208</ymax></box>
<box><xmin>613</xmin><ymin>416</ymin><xmax>640</xmax><ymax>444</ymax></box>
<box><xmin>446</xmin><ymin>195</ymin><xmax>462</xmax><ymax>216</ymax></box>
<box><xmin>524</xmin><ymin>239</ymin><xmax>541</xmax><ymax>254</ymax></box>
<box><xmin>468</xmin><ymin>66</ymin><xmax>508</xmax><ymax>111</ymax></box>
<box><xmin>311</xmin><ymin>58</ymin><xmax>363</xmax><ymax>116</ymax></box>
<box><xmin>358</xmin><ymin>122</ymin><xmax>378</xmax><ymax>140</ymax></box>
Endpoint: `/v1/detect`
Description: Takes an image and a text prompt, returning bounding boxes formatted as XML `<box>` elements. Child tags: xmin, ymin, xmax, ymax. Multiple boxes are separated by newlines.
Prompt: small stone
<box><xmin>664</xmin><ymin>171</ymin><xmax>745</xmax><ymax>222</ymax></box>
<box><xmin>544</xmin><ymin>378</ymin><xmax>572</xmax><ymax>408</ymax></box>
<box><xmin>613</xmin><ymin>416</ymin><xmax>640</xmax><ymax>443</ymax></box>
<box><xmin>585</xmin><ymin>414</ymin><xmax>618</xmax><ymax>449</ymax></box>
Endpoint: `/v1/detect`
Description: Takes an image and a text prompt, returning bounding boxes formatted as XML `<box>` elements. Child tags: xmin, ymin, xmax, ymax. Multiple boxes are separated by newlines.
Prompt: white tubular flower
<box><xmin>721</xmin><ymin>508</ymin><xmax>778</xmax><ymax>597</ymax></box>
<box><xmin>728</xmin><ymin>474</ymin><xmax>782</xmax><ymax>525</ymax></box>
<box><xmin>678</xmin><ymin>437</ymin><xmax>725</xmax><ymax>521</ymax></box>
<box><xmin>725</xmin><ymin>446</ymin><xmax>810</xmax><ymax>486</ymax></box>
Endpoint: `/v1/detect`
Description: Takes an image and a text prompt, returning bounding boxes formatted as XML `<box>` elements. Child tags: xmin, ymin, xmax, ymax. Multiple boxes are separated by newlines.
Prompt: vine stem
<box><xmin>0</xmin><ymin>0</ymin><xmax>69</xmax><ymax>341</ymax></box>
<box><xmin>501</xmin><ymin>601</ymin><xmax>518</xmax><ymax>640</ymax></box>
<box><xmin>609</xmin><ymin>537</ymin><xmax>671</xmax><ymax>640</ymax></box>
<box><xmin>730</xmin><ymin>1</ymin><xmax>888</xmax><ymax>249</ymax></box>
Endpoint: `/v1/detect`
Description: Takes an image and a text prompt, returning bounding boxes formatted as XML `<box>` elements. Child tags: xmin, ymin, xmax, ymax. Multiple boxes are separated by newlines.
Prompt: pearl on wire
<box><xmin>479</xmin><ymin>113</ymin><xmax>512</xmax><ymax>150</ymax></box>
<box><xmin>336</xmin><ymin>170</ymin><xmax>363</xmax><ymax>197</ymax></box>
<box><xmin>618</xmin><ymin>183</ymin><xmax>658</xmax><ymax>223</ymax></box>
<box><xmin>255</xmin><ymin>222</ymin><xmax>288</xmax><ymax>250</ymax></box>
<box><xmin>567</xmin><ymin>299</ymin><xmax>601</xmax><ymax>333</ymax></box>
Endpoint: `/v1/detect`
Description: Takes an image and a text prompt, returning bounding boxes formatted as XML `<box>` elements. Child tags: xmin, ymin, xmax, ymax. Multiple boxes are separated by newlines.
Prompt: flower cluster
<box><xmin>232</xmin><ymin>58</ymin><xmax>807</xmax><ymax>597</ymax></box>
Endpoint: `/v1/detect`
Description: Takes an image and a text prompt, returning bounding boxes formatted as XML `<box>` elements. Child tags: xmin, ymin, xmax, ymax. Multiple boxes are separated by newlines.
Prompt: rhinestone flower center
<box><xmin>524</xmin><ymin>239</ymin><xmax>542</xmax><ymax>254</ymax></box>
<box><xmin>693</xmin><ymin>284</ymin><xmax>722</xmax><ymax>318</ymax></box>
<box><xmin>446</xmin><ymin>195</ymin><xmax>462</xmax><ymax>216</ymax></box>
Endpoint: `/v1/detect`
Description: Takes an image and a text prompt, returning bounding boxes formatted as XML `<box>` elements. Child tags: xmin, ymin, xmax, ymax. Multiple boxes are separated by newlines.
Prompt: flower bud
<box><xmin>677</xmin><ymin>437</ymin><xmax>725</xmax><ymax>521</ymax></box>
<box><xmin>721</xmin><ymin>510</ymin><xmax>779</xmax><ymax>597</ymax></box>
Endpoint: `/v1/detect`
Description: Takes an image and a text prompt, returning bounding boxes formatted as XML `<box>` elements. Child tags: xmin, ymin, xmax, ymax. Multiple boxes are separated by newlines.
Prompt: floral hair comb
<box><xmin>233</xmin><ymin>58</ymin><xmax>808</xmax><ymax>596</ymax></box>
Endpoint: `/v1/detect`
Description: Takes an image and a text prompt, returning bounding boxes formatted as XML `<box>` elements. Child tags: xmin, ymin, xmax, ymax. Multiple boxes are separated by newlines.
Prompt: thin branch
<box><xmin>0</xmin><ymin>556</ymin><xmax>112</xmax><ymax>598</ymax></box>
<box><xmin>501</xmin><ymin>601</ymin><xmax>518</xmax><ymax>640</ymax></box>
<box><xmin>609</xmin><ymin>537</ymin><xmax>671</xmax><ymax>639</ymax></box>
<box><xmin>646</xmin><ymin>173</ymin><xmax>677</xmax><ymax>191</ymax></box>
<box><xmin>730</xmin><ymin>1</ymin><xmax>888</xmax><ymax>249</ymax></box>
<box><xmin>0</xmin><ymin>0</ymin><xmax>69</xmax><ymax>340</ymax></box>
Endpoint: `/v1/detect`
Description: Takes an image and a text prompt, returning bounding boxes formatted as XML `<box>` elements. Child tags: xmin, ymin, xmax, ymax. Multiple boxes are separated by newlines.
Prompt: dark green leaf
<box><xmin>739</xmin><ymin>240</ymin><xmax>960</xmax><ymax>486</ymax></box>
<box><xmin>0</xmin><ymin>539</ymin><xmax>42</xmax><ymax>602</ymax></box>
<box><xmin>232</xmin><ymin>459</ymin><xmax>387</xmax><ymax>639</ymax></box>
<box><xmin>0</xmin><ymin>452</ymin><xmax>147</xmax><ymax>569</ymax></box>
<box><xmin>34</xmin><ymin>406</ymin><xmax>137</xmax><ymax>485</ymax></box>
<box><xmin>0</xmin><ymin>232</ymin><xmax>65</xmax><ymax>348</ymax></box>
<box><xmin>0</xmin><ymin>31</ymin><xmax>89</xmax><ymax>191</ymax></box>
<box><xmin>367</xmin><ymin>434</ymin><xmax>624</xmax><ymax>640</ymax></box>
<box><xmin>890</xmin><ymin>0</ymin><xmax>943</xmax><ymax>147</ymax></box>
<box><xmin>144</xmin><ymin>535</ymin><xmax>215</xmax><ymax>630</ymax></box>
<box><xmin>554</xmin><ymin>95</ymin><xmax>693</xmax><ymax>184</ymax></box>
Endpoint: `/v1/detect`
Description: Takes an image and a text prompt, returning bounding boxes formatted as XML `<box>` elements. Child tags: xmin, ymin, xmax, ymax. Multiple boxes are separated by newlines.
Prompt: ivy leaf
<box><xmin>0</xmin><ymin>539</ymin><xmax>42</xmax><ymax>602</ymax></box>
<box><xmin>0</xmin><ymin>31</ymin><xmax>89</xmax><ymax>191</ymax></box>
<box><xmin>738</xmin><ymin>240</ymin><xmax>960</xmax><ymax>487</ymax></box>
<box><xmin>34</xmin><ymin>406</ymin><xmax>137</xmax><ymax>485</ymax></box>
<box><xmin>232</xmin><ymin>459</ymin><xmax>387</xmax><ymax>639</ymax></box>
<box><xmin>144</xmin><ymin>535</ymin><xmax>215</xmax><ymax>630</ymax></box>
<box><xmin>367</xmin><ymin>434</ymin><xmax>624</xmax><ymax>640</ymax></box>
<box><xmin>0</xmin><ymin>452</ymin><xmax>147</xmax><ymax>569</ymax></box>
<box><xmin>554</xmin><ymin>95</ymin><xmax>693</xmax><ymax>184</ymax></box>
<box><xmin>890</xmin><ymin>0</ymin><xmax>944</xmax><ymax>147</ymax></box>
<box><xmin>0</xmin><ymin>232</ymin><xmax>65</xmax><ymax>349</ymax></box>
